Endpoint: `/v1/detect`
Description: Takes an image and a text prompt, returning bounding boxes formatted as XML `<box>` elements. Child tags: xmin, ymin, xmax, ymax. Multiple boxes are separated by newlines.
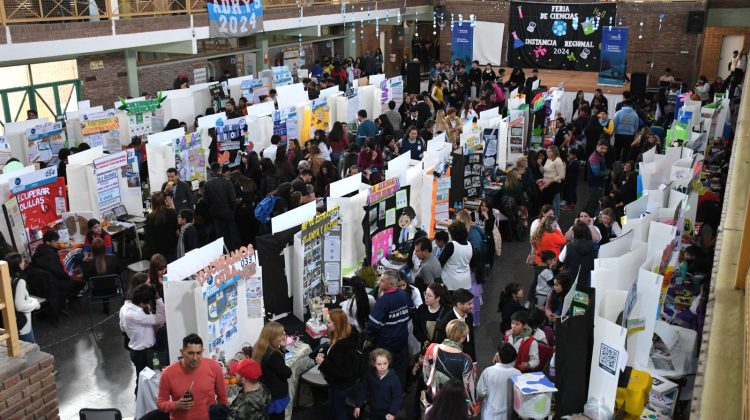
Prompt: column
<box><xmin>125</xmin><ymin>49</ymin><xmax>139</xmax><ymax>97</ymax></box>
<box><xmin>343</xmin><ymin>26</ymin><xmax>357</xmax><ymax>60</ymax></box>
<box><xmin>256</xmin><ymin>34</ymin><xmax>269</xmax><ymax>72</ymax></box>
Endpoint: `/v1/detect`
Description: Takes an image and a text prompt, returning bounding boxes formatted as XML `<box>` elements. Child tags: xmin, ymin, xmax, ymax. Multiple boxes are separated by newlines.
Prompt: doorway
<box><xmin>718</xmin><ymin>35</ymin><xmax>745</xmax><ymax>80</ymax></box>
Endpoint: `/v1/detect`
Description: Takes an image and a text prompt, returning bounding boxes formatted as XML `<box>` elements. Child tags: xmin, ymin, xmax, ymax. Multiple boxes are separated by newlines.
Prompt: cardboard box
<box><xmin>512</xmin><ymin>372</ymin><xmax>557</xmax><ymax>419</ymax></box>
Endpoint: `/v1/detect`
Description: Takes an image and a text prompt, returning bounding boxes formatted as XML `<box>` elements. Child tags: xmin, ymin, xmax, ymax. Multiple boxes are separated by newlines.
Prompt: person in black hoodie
<box><xmin>204</xmin><ymin>162</ymin><xmax>240</xmax><ymax>251</ymax></box>
<box><xmin>560</xmin><ymin>222</ymin><xmax>596</xmax><ymax>287</ymax></box>
<box><xmin>28</xmin><ymin>230</ymin><xmax>80</xmax><ymax>316</ymax></box>
<box><xmin>315</xmin><ymin>309</ymin><xmax>360</xmax><ymax>420</ymax></box>
<box><xmin>252</xmin><ymin>321</ymin><xmax>292</xmax><ymax>420</ymax></box>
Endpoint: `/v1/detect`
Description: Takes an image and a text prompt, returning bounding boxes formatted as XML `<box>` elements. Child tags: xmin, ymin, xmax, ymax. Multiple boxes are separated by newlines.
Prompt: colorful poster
<box><xmin>207</xmin><ymin>0</ymin><xmax>264</xmax><ymax>39</ymax></box>
<box><xmin>216</xmin><ymin>117</ymin><xmax>246</xmax><ymax>151</ymax></box>
<box><xmin>370</xmin><ymin>227</ymin><xmax>394</xmax><ymax>266</ymax></box>
<box><xmin>272</xmin><ymin>66</ymin><xmax>293</xmax><ymax>86</ymax></box>
<box><xmin>125</xmin><ymin>148</ymin><xmax>141</xmax><ymax>188</ymax></box>
<box><xmin>380</xmin><ymin>79</ymin><xmax>390</xmax><ymax>105</ymax></box>
<box><xmin>598</xmin><ymin>27</ymin><xmax>629</xmax><ymax>86</ymax></box>
<box><xmin>508</xmin><ymin>1</ymin><xmax>616</xmax><ymax>71</ymax></box>
<box><xmin>81</xmin><ymin>109</ymin><xmax>120</xmax><ymax>152</ymax></box>
<box><xmin>451</xmin><ymin>22</ymin><xmax>474</xmax><ymax>66</ymax></box>
<box><xmin>206</xmin><ymin>275</ymin><xmax>240</xmax><ymax>355</ymax></box>
<box><xmin>273</xmin><ymin>109</ymin><xmax>288</xmax><ymax>143</ymax></box>
<box><xmin>367</xmin><ymin>178</ymin><xmax>400</xmax><ymax>204</ymax></box>
<box><xmin>310</xmin><ymin>99</ymin><xmax>330</xmax><ymax>139</ymax></box>
<box><xmin>94</xmin><ymin>150</ymin><xmax>128</xmax><ymax>174</ymax></box>
<box><xmin>96</xmin><ymin>169</ymin><xmax>121</xmax><ymax>212</ymax></box>
<box><xmin>26</xmin><ymin>122</ymin><xmax>66</xmax><ymax>163</ymax></box>
<box><xmin>175</xmin><ymin>133</ymin><xmax>207</xmax><ymax>183</ymax></box>
<box><xmin>10</xmin><ymin>170</ymin><xmax>67</xmax><ymax>245</ymax></box>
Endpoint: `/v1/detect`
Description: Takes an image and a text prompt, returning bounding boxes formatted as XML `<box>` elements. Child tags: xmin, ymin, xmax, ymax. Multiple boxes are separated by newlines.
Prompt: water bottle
<box><xmin>152</xmin><ymin>352</ymin><xmax>161</xmax><ymax>371</ymax></box>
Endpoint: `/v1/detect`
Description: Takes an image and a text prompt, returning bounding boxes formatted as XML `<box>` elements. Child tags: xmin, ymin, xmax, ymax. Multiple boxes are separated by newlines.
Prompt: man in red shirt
<box><xmin>157</xmin><ymin>334</ymin><xmax>228</xmax><ymax>419</ymax></box>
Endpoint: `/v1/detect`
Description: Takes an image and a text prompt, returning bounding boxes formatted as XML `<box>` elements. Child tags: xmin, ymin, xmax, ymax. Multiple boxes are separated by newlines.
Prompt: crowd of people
<box><xmin>3</xmin><ymin>44</ymin><xmax>737</xmax><ymax>419</ymax></box>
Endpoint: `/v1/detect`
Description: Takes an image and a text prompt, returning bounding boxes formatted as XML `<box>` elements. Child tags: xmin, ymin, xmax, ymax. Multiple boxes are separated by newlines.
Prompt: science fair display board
<box><xmin>66</xmin><ymin>146</ymin><xmax>144</xmax><ymax>219</ymax></box>
<box><xmin>291</xmin><ymin>206</ymin><xmax>342</xmax><ymax>321</ymax></box>
<box><xmin>164</xmin><ymin>239</ymin><xmax>264</xmax><ymax>361</ymax></box>
<box><xmin>24</xmin><ymin>121</ymin><xmax>67</xmax><ymax>165</ymax></box>
<box><xmin>327</xmin><ymin>175</ymin><xmax>369</xmax><ymax>276</ymax></box>
<box><xmin>362</xmin><ymin>178</ymin><xmax>414</xmax><ymax>266</ymax></box>
<box><xmin>7</xmin><ymin>167</ymin><xmax>67</xmax><ymax>254</ymax></box>
<box><xmin>508</xmin><ymin>1</ymin><xmax>616</xmax><ymax>71</ymax></box>
<box><xmin>115</xmin><ymin>94</ymin><xmax>166</xmax><ymax>139</ymax></box>
<box><xmin>3</xmin><ymin>118</ymin><xmax>51</xmax><ymax>164</ymax></box>
<box><xmin>579</xmin><ymin>147</ymin><xmax>709</xmax><ymax>416</ymax></box>
<box><xmin>79</xmin><ymin>109</ymin><xmax>123</xmax><ymax>153</ymax></box>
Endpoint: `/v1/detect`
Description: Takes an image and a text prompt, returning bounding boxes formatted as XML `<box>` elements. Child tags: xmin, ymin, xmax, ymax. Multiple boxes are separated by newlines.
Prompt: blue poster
<box><xmin>208</xmin><ymin>0</ymin><xmax>264</xmax><ymax>39</ymax></box>
<box><xmin>451</xmin><ymin>23</ymin><xmax>474</xmax><ymax>66</ymax></box>
<box><xmin>598</xmin><ymin>27</ymin><xmax>629</xmax><ymax>86</ymax></box>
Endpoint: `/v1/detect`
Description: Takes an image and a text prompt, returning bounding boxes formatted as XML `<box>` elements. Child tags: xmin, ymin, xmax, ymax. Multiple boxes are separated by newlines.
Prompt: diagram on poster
<box><xmin>207</xmin><ymin>276</ymin><xmax>239</xmax><ymax>355</ymax></box>
<box><xmin>245</xmin><ymin>277</ymin><xmax>264</xmax><ymax>318</ymax></box>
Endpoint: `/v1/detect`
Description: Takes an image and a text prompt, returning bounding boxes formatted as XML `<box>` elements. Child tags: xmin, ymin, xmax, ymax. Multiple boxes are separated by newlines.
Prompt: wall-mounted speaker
<box><xmin>687</xmin><ymin>11</ymin><xmax>705</xmax><ymax>34</ymax></box>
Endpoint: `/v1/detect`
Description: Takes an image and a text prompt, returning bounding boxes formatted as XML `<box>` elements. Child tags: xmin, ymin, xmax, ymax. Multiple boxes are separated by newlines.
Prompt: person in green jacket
<box><xmin>229</xmin><ymin>359</ymin><xmax>272</xmax><ymax>420</ymax></box>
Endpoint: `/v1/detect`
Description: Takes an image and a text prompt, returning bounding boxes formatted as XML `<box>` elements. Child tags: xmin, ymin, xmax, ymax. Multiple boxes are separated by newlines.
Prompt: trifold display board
<box><xmin>7</xmin><ymin>167</ymin><xmax>67</xmax><ymax>255</ymax></box>
<box><xmin>67</xmin><ymin>146</ymin><xmax>144</xmax><ymax>219</ymax></box>
<box><xmin>362</xmin><ymin>178</ymin><xmax>412</xmax><ymax>266</ymax></box>
<box><xmin>327</xmin><ymin>175</ymin><xmax>369</xmax><ymax>277</ymax></box>
<box><xmin>164</xmin><ymin>238</ymin><xmax>264</xmax><ymax>361</ymax></box>
<box><xmin>3</xmin><ymin>118</ymin><xmax>51</xmax><ymax>164</ymax></box>
<box><xmin>291</xmin><ymin>206</ymin><xmax>342</xmax><ymax>321</ymax></box>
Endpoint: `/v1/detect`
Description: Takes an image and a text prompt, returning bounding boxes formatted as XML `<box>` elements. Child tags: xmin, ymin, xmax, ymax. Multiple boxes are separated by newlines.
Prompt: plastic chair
<box><xmin>87</xmin><ymin>274</ymin><xmax>124</xmax><ymax>332</ymax></box>
<box><xmin>79</xmin><ymin>408</ymin><xmax>123</xmax><ymax>420</ymax></box>
<box><xmin>295</xmin><ymin>365</ymin><xmax>328</xmax><ymax>407</ymax></box>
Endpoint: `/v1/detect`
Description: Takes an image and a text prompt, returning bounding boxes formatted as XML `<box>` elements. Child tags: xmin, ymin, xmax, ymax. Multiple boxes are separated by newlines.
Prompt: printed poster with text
<box><xmin>10</xmin><ymin>167</ymin><xmax>67</xmax><ymax>245</ymax></box>
<box><xmin>508</xmin><ymin>1</ymin><xmax>616</xmax><ymax>71</ymax></box>
<box><xmin>310</xmin><ymin>99</ymin><xmax>330</xmax><ymax>140</ymax></box>
<box><xmin>451</xmin><ymin>22</ymin><xmax>474</xmax><ymax>66</ymax></box>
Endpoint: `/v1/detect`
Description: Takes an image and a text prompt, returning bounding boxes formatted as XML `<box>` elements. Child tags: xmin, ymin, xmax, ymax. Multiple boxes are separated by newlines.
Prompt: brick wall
<box><xmin>137</xmin><ymin>58</ymin><xmax>209</xmax><ymax>97</ymax></box>
<box><xmin>0</xmin><ymin>341</ymin><xmax>59</xmax><ymax>420</ymax></box>
<box><xmin>77</xmin><ymin>52</ymin><xmax>130</xmax><ymax>108</ymax></box>
<box><xmin>441</xmin><ymin>0</ymin><xmax>706</xmax><ymax>85</ymax></box>
<box><xmin>698</xmin><ymin>26</ymin><xmax>750</xmax><ymax>81</ymax></box>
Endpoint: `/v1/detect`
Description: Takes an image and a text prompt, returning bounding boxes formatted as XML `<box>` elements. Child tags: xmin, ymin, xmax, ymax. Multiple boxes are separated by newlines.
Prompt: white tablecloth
<box><xmin>135</xmin><ymin>368</ymin><xmax>161</xmax><ymax>419</ymax></box>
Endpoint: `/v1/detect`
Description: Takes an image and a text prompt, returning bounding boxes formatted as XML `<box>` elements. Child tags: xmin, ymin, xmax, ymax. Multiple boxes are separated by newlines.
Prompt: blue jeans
<box><xmin>19</xmin><ymin>330</ymin><xmax>35</xmax><ymax>343</ymax></box>
<box><xmin>553</xmin><ymin>192</ymin><xmax>561</xmax><ymax>219</ymax></box>
<box><xmin>328</xmin><ymin>385</ymin><xmax>351</xmax><ymax>420</ymax></box>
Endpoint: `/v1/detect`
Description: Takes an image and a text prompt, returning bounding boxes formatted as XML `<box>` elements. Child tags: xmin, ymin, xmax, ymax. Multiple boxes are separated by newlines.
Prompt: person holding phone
<box><xmin>157</xmin><ymin>334</ymin><xmax>228</xmax><ymax>419</ymax></box>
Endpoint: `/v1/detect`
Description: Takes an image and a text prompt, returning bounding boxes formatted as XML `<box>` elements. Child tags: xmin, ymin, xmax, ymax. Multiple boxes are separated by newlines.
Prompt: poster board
<box><xmin>4</xmin><ymin>118</ymin><xmax>51</xmax><ymax>164</ymax></box>
<box><xmin>80</xmin><ymin>109</ymin><xmax>122</xmax><ymax>154</ymax></box>
<box><xmin>9</xmin><ymin>167</ymin><xmax>67</xmax><ymax>251</ymax></box>
<box><xmin>363</xmin><ymin>178</ymin><xmax>412</xmax><ymax>265</ymax></box>
<box><xmin>164</xmin><ymin>239</ymin><xmax>264</xmax><ymax>361</ymax></box>
<box><xmin>25</xmin><ymin>121</ymin><xmax>66</xmax><ymax>164</ymax></box>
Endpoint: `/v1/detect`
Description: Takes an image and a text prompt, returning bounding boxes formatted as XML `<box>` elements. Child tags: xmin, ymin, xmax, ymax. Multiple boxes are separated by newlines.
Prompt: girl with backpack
<box><xmin>7</xmin><ymin>252</ymin><xmax>41</xmax><ymax>343</ymax></box>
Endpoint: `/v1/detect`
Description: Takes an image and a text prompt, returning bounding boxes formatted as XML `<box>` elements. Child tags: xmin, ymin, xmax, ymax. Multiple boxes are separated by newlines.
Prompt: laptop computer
<box><xmin>113</xmin><ymin>205</ymin><xmax>140</xmax><ymax>222</ymax></box>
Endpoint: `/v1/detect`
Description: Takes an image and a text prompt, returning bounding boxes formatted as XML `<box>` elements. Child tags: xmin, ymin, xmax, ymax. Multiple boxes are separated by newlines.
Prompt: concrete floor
<box><xmin>38</xmin><ymin>195</ymin><xmax>580</xmax><ymax>420</ymax></box>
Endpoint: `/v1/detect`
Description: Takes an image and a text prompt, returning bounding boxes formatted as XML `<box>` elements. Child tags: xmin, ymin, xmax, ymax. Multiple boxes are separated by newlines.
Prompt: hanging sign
<box><xmin>301</xmin><ymin>206</ymin><xmax>340</xmax><ymax>243</ymax></box>
<box><xmin>207</xmin><ymin>0</ymin><xmax>264</xmax><ymax>38</ymax></box>
<box><xmin>598</xmin><ymin>27</ymin><xmax>629</xmax><ymax>86</ymax></box>
<box><xmin>367</xmin><ymin>178</ymin><xmax>400</xmax><ymax>205</ymax></box>
<box><xmin>117</xmin><ymin>92</ymin><xmax>166</xmax><ymax>114</ymax></box>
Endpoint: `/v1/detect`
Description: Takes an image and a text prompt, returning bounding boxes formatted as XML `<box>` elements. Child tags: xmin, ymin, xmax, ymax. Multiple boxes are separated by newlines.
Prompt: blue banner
<box><xmin>598</xmin><ymin>27</ymin><xmax>629</xmax><ymax>86</ymax></box>
<box><xmin>451</xmin><ymin>23</ymin><xmax>474</xmax><ymax>66</ymax></box>
<box><xmin>208</xmin><ymin>0</ymin><xmax>264</xmax><ymax>39</ymax></box>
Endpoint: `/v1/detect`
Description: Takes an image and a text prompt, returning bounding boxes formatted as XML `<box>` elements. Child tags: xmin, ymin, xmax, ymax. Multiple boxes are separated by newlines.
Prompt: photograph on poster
<box><xmin>511</xmin><ymin>127</ymin><xmax>524</xmax><ymax>136</ymax></box>
<box><xmin>511</xmin><ymin>136</ymin><xmax>523</xmax><ymax>145</ymax></box>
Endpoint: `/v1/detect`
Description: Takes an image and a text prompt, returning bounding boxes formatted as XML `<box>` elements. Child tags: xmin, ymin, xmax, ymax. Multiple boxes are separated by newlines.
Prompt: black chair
<box><xmin>87</xmin><ymin>274</ymin><xmax>124</xmax><ymax>332</ymax></box>
<box><xmin>79</xmin><ymin>408</ymin><xmax>123</xmax><ymax>420</ymax></box>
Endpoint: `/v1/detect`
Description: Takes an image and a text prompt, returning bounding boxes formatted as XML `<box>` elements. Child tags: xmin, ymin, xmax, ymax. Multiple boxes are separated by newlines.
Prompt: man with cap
<box><xmin>228</xmin><ymin>359</ymin><xmax>271</xmax><ymax>420</ymax></box>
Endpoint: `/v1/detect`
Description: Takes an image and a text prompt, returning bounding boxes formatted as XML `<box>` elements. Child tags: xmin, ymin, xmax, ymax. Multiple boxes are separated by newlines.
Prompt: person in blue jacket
<box><xmin>353</xmin><ymin>348</ymin><xmax>402</xmax><ymax>420</ymax></box>
<box><xmin>366</xmin><ymin>270</ymin><xmax>414</xmax><ymax>389</ymax></box>
<box><xmin>356</xmin><ymin>110</ymin><xmax>379</xmax><ymax>145</ymax></box>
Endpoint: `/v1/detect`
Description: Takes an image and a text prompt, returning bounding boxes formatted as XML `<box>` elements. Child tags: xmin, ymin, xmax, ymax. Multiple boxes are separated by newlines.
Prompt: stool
<box><xmin>295</xmin><ymin>365</ymin><xmax>328</xmax><ymax>407</ymax></box>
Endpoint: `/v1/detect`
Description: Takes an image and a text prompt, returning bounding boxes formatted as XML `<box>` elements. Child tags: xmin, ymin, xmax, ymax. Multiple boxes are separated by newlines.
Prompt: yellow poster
<box><xmin>81</xmin><ymin>117</ymin><xmax>120</xmax><ymax>135</ymax></box>
<box><xmin>309</xmin><ymin>98</ymin><xmax>330</xmax><ymax>141</ymax></box>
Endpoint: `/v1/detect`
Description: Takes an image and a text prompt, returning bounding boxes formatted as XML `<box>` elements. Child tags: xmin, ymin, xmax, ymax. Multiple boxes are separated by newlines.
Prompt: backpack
<box><xmin>254</xmin><ymin>195</ymin><xmax>278</xmax><ymax>224</ymax></box>
<box><xmin>0</xmin><ymin>277</ymin><xmax>28</xmax><ymax>332</ymax></box>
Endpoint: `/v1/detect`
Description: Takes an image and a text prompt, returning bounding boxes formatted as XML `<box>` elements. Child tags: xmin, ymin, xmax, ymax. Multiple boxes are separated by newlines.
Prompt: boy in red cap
<box><xmin>228</xmin><ymin>359</ymin><xmax>271</xmax><ymax>420</ymax></box>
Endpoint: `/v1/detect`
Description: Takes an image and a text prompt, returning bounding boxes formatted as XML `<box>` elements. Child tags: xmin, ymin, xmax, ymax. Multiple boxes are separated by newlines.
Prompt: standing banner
<box><xmin>508</xmin><ymin>1</ymin><xmax>616</xmax><ymax>71</ymax></box>
<box><xmin>207</xmin><ymin>0</ymin><xmax>263</xmax><ymax>38</ymax></box>
<box><xmin>451</xmin><ymin>23</ymin><xmax>474</xmax><ymax>66</ymax></box>
<box><xmin>598</xmin><ymin>27</ymin><xmax>629</xmax><ymax>86</ymax></box>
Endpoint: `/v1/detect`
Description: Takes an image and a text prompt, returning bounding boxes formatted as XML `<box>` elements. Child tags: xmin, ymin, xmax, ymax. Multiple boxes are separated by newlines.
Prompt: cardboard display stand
<box><xmin>291</xmin><ymin>207</ymin><xmax>342</xmax><ymax>321</ymax></box>
<box><xmin>164</xmin><ymin>239</ymin><xmax>264</xmax><ymax>361</ymax></box>
<box><xmin>4</xmin><ymin>118</ymin><xmax>52</xmax><ymax>164</ymax></box>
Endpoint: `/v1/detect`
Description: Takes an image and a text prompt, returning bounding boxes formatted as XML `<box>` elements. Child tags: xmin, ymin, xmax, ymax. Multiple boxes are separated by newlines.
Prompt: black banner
<box><xmin>507</xmin><ymin>1</ymin><xmax>616</xmax><ymax>71</ymax></box>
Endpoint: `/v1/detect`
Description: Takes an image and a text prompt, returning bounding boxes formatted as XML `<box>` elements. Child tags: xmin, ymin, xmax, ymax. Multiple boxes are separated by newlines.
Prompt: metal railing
<box><xmin>0</xmin><ymin>0</ymin><xmax>355</xmax><ymax>24</ymax></box>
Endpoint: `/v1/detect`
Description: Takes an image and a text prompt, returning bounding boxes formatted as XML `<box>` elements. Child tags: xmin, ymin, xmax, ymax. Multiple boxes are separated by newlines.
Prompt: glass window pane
<box><xmin>0</xmin><ymin>66</ymin><xmax>31</xmax><ymax>90</ymax></box>
<box><xmin>30</xmin><ymin>60</ymin><xmax>78</xmax><ymax>84</ymax></box>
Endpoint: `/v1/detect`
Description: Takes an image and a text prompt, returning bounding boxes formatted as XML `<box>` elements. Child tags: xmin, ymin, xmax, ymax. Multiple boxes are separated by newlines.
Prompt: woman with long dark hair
<box><xmin>83</xmin><ymin>218</ymin><xmax>113</xmax><ymax>260</ymax></box>
<box><xmin>375</xmin><ymin>114</ymin><xmax>395</xmax><ymax>146</ymax></box>
<box><xmin>315</xmin><ymin>161</ymin><xmax>340</xmax><ymax>197</ymax></box>
<box><xmin>313</xmin><ymin>129</ymin><xmax>332</xmax><ymax>162</ymax></box>
<box><xmin>7</xmin><ymin>252</ymin><xmax>40</xmax><ymax>343</ymax></box>
<box><xmin>424</xmin><ymin>379</ymin><xmax>470</xmax><ymax>420</ymax></box>
<box><xmin>259</xmin><ymin>157</ymin><xmax>280</xmax><ymax>198</ymax></box>
<box><xmin>328</xmin><ymin>122</ymin><xmax>349</xmax><ymax>165</ymax></box>
<box><xmin>342</xmin><ymin>276</ymin><xmax>375</xmax><ymax>332</ymax></box>
<box><xmin>148</xmin><ymin>253</ymin><xmax>167</xmax><ymax>299</ymax></box>
<box><xmin>145</xmin><ymin>192</ymin><xmax>178</xmax><ymax>261</ymax></box>
<box><xmin>286</xmin><ymin>139</ymin><xmax>305</xmax><ymax>170</ymax></box>
<box><xmin>82</xmin><ymin>237</ymin><xmax>122</xmax><ymax>313</ymax></box>
<box><xmin>274</xmin><ymin>145</ymin><xmax>296</xmax><ymax>183</ymax></box>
